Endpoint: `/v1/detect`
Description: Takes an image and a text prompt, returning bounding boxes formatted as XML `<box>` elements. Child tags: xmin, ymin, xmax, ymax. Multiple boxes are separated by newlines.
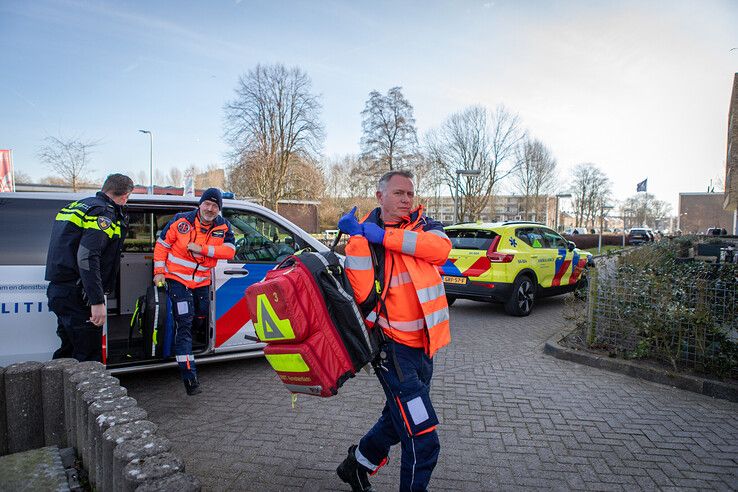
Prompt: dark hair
<box><xmin>101</xmin><ymin>173</ymin><xmax>134</xmax><ymax>196</ymax></box>
<box><xmin>377</xmin><ymin>170</ymin><xmax>414</xmax><ymax>193</ymax></box>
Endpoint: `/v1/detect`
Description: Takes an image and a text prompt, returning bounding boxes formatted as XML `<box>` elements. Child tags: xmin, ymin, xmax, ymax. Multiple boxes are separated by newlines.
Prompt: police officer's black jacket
<box><xmin>45</xmin><ymin>192</ymin><xmax>128</xmax><ymax>305</ymax></box>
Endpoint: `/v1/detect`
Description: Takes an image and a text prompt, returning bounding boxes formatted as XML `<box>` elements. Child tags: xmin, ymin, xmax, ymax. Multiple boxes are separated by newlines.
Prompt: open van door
<box><xmin>211</xmin><ymin>207</ymin><xmax>307</xmax><ymax>353</ymax></box>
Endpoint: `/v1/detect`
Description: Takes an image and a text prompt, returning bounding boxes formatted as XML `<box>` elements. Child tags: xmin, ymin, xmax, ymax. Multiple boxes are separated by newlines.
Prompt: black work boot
<box><xmin>183</xmin><ymin>378</ymin><xmax>201</xmax><ymax>396</ymax></box>
<box><xmin>336</xmin><ymin>445</ymin><xmax>373</xmax><ymax>492</ymax></box>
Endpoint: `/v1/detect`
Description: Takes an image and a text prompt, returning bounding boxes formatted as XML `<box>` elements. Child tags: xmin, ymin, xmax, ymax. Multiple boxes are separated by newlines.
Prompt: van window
<box><xmin>223</xmin><ymin>210</ymin><xmax>306</xmax><ymax>262</ymax></box>
<box><xmin>0</xmin><ymin>197</ymin><xmax>69</xmax><ymax>265</ymax></box>
<box><xmin>123</xmin><ymin>207</ymin><xmax>196</xmax><ymax>253</ymax></box>
<box><xmin>446</xmin><ymin>229</ymin><xmax>497</xmax><ymax>250</ymax></box>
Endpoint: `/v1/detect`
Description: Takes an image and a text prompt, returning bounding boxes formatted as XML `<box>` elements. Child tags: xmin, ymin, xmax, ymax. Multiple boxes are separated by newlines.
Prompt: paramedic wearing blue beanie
<box><xmin>153</xmin><ymin>187</ymin><xmax>236</xmax><ymax>395</ymax></box>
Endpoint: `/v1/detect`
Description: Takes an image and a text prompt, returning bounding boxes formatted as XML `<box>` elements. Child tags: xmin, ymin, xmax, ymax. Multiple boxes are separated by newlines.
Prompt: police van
<box><xmin>0</xmin><ymin>192</ymin><xmax>328</xmax><ymax>373</ymax></box>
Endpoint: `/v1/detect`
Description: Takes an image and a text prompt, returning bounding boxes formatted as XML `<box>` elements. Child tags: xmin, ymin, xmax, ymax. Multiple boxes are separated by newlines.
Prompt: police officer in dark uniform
<box><xmin>45</xmin><ymin>173</ymin><xmax>134</xmax><ymax>362</ymax></box>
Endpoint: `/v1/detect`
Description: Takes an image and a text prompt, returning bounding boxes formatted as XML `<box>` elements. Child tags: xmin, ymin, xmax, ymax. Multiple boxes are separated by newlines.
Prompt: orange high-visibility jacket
<box><xmin>153</xmin><ymin>211</ymin><xmax>236</xmax><ymax>289</ymax></box>
<box><xmin>344</xmin><ymin>206</ymin><xmax>452</xmax><ymax>357</ymax></box>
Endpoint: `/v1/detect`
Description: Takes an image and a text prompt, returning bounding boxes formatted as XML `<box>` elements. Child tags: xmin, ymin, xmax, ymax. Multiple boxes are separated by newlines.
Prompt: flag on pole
<box><xmin>0</xmin><ymin>149</ymin><xmax>14</xmax><ymax>192</ymax></box>
<box><xmin>636</xmin><ymin>178</ymin><xmax>647</xmax><ymax>192</ymax></box>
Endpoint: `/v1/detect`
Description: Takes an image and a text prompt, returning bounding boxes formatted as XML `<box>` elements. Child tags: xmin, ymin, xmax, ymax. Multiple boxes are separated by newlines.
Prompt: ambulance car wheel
<box><xmin>574</xmin><ymin>269</ymin><xmax>589</xmax><ymax>300</ymax></box>
<box><xmin>505</xmin><ymin>275</ymin><xmax>535</xmax><ymax>317</ymax></box>
<box><xmin>446</xmin><ymin>295</ymin><xmax>456</xmax><ymax>307</ymax></box>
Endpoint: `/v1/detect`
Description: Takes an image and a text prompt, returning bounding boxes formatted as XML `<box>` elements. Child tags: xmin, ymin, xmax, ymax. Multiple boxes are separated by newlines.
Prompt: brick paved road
<box><xmin>120</xmin><ymin>297</ymin><xmax>738</xmax><ymax>491</ymax></box>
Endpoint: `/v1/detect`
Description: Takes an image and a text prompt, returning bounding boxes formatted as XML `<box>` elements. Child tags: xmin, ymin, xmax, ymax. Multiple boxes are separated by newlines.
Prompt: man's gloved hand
<box><xmin>338</xmin><ymin>206</ymin><xmax>362</xmax><ymax>236</ymax></box>
<box><xmin>362</xmin><ymin>222</ymin><xmax>385</xmax><ymax>244</ymax></box>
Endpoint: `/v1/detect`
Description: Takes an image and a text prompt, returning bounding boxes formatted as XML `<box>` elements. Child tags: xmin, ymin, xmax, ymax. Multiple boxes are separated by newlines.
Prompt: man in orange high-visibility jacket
<box><xmin>336</xmin><ymin>170</ymin><xmax>452</xmax><ymax>492</ymax></box>
<box><xmin>153</xmin><ymin>188</ymin><xmax>236</xmax><ymax>395</ymax></box>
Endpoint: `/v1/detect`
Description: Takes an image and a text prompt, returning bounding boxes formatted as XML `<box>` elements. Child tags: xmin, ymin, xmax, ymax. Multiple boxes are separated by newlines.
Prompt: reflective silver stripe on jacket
<box><xmin>416</xmin><ymin>283</ymin><xmax>446</xmax><ymax>304</ymax></box>
<box><xmin>154</xmin><ymin>261</ymin><xmax>166</xmax><ymax>269</ymax></box>
<box><xmin>224</xmin><ymin>242</ymin><xmax>236</xmax><ymax>251</ymax></box>
<box><xmin>170</xmin><ymin>271</ymin><xmax>210</xmax><ymax>283</ymax></box>
<box><xmin>167</xmin><ymin>253</ymin><xmax>211</xmax><ymax>273</ymax></box>
<box><xmin>167</xmin><ymin>253</ymin><xmax>198</xmax><ymax>269</ymax></box>
<box><xmin>389</xmin><ymin>271</ymin><xmax>412</xmax><ymax>287</ymax></box>
<box><xmin>401</xmin><ymin>231</ymin><xmax>418</xmax><ymax>255</ymax></box>
<box><xmin>376</xmin><ymin>316</ymin><xmax>425</xmax><ymax>332</ymax></box>
<box><xmin>427</xmin><ymin>229</ymin><xmax>450</xmax><ymax>241</ymax></box>
<box><xmin>156</xmin><ymin>238</ymin><xmax>171</xmax><ymax>248</ymax></box>
<box><xmin>345</xmin><ymin>255</ymin><xmax>373</xmax><ymax>271</ymax></box>
<box><xmin>425</xmin><ymin>307</ymin><xmax>450</xmax><ymax>329</ymax></box>
<box><xmin>206</xmin><ymin>246</ymin><xmax>215</xmax><ymax>257</ymax></box>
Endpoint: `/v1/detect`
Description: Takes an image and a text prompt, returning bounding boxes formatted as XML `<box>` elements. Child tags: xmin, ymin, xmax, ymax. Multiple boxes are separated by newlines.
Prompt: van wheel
<box><xmin>504</xmin><ymin>275</ymin><xmax>535</xmax><ymax>316</ymax></box>
<box><xmin>446</xmin><ymin>295</ymin><xmax>456</xmax><ymax>307</ymax></box>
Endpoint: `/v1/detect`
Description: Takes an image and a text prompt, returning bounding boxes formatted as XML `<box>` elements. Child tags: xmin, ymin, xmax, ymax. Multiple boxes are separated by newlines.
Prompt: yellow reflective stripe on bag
<box><xmin>265</xmin><ymin>353</ymin><xmax>310</xmax><ymax>373</ymax></box>
<box><xmin>254</xmin><ymin>293</ymin><xmax>295</xmax><ymax>341</ymax></box>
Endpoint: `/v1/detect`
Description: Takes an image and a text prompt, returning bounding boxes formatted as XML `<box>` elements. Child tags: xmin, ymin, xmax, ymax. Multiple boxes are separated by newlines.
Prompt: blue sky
<box><xmin>1</xmin><ymin>0</ymin><xmax>737</xmax><ymax>210</ymax></box>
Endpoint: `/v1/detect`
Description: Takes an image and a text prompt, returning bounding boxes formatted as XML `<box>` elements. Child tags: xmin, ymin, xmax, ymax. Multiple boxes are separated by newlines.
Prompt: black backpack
<box><xmin>129</xmin><ymin>285</ymin><xmax>169</xmax><ymax>358</ymax></box>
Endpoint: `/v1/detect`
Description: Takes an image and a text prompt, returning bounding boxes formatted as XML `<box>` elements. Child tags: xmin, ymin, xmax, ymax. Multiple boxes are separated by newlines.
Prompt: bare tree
<box><xmin>224</xmin><ymin>63</ymin><xmax>324</xmax><ymax>211</ymax></box>
<box><xmin>37</xmin><ymin>136</ymin><xmax>99</xmax><ymax>192</ymax></box>
<box><xmin>425</xmin><ymin>105</ymin><xmax>524</xmax><ymax>221</ymax></box>
<box><xmin>569</xmin><ymin>163</ymin><xmax>611</xmax><ymax>228</ymax></box>
<box><xmin>360</xmin><ymin>87</ymin><xmax>418</xmax><ymax>173</ymax></box>
<box><xmin>134</xmin><ymin>170</ymin><xmax>148</xmax><ymax>187</ymax></box>
<box><xmin>511</xmin><ymin>138</ymin><xmax>558</xmax><ymax>221</ymax></box>
<box><xmin>154</xmin><ymin>169</ymin><xmax>166</xmax><ymax>188</ymax></box>
<box><xmin>13</xmin><ymin>170</ymin><xmax>32</xmax><ymax>184</ymax></box>
<box><xmin>620</xmin><ymin>193</ymin><xmax>672</xmax><ymax>229</ymax></box>
<box><xmin>167</xmin><ymin>167</ymin><xmax>183</xmax><ymax>187</ymax></box>
<box><xmin>283</xmin><ymin>157</ymin><xmax>325</xmax><ymax>200</ymax></box>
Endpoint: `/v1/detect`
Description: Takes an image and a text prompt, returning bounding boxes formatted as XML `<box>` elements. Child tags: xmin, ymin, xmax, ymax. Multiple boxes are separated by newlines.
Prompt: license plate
<box><xmin>442</xmin><ymin>275</ymin><xmax>467</xmax><ymax>285</ymax></box>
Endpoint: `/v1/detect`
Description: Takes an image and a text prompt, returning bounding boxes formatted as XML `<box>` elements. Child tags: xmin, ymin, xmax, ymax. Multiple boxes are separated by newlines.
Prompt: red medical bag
<box><xmin>245</xmin><ymin>251</ymin><xmax>380</xmax><ymax>397</ymax></box>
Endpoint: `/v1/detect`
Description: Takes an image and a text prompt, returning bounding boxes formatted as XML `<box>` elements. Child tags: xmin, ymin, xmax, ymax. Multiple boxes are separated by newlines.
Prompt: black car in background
<box><xmin>628</xmin><ymin>228</ymin><xmax>653</xmax><ymax>245</ymax></box>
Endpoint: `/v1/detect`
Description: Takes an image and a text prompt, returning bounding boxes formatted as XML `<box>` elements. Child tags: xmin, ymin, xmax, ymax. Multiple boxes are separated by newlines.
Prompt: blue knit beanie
<box><xmin>199</xmin><ymin>188</ymin><xmax>223</xmax><ymax>210</ymax></box>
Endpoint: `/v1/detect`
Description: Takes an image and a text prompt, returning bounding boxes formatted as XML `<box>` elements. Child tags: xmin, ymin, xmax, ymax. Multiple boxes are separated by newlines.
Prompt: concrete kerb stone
<box><xmin>87</xmin><ymin>394</ymin><xmax>136</xmax><ymax>487</ymax></box>
<box><xmin>63</xmin><ymin>361</ymin><xmax>104</xmax><ymax>448</ymax></box>
<box><xmin>82</xmin><ymin>383</ymin><xmax>127</xmax><ymax>473</ymax></box>
<box><xmin>113</xmin><ymin>435</ymin><xmax>171</xmax><ymax>492</ymax></box>
<box><xmin>4</xmin><ymin>361</ymin><xmax>44</xmax><ymax>453</ymax></box>
<box><xmin>0</xmin><ymin>366</ymin><xmax>7</xmax><ymax>456</ymax></box>
<box><xmin>543</xmin><ymin>334</ymin><xmax>738</xmax><ymax>403</ymax></box>
<box><xmin>91</xmin><ymin>406</ymin><xmax>148</xmax><ymax>488</ymax></box>
<box><xmin>134</xmin><ymin>472</ymin><xmax>202</xmax><ymax>492</ymax></box>
<box><xmin>41</xmin><ymin>358</ymin><xmax>78</xmax><ymax>448</ymax></box>
<box><xmin>75</xmin><ymin>374</ymin><xmax>119</xmax><ymax>466</ymax></box>
<box><xmin>102</xmin><ymin>420</ymin><xmax>158</xmax><ymax>492</ymax></box>
<box><xmin>122</xmin><ymin>451</ymin><xmax>183</xmax><ymax>492</ymax></box>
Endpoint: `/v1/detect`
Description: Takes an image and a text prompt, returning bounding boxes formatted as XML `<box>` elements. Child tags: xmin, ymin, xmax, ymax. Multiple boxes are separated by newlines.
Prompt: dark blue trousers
<box><xmin>48</xmin><ymin>282</ymin><xmax>101</xmax><ymax>362</ymax></box>
<box><xmin>167</xmin><ymin>280</ymin><xmax>209</xmax><ymax>382</ymax></box>
<box><xmin>357</xmin><ymin>340</ymin><xmax>440</xmax><ymax>492</ymax></box>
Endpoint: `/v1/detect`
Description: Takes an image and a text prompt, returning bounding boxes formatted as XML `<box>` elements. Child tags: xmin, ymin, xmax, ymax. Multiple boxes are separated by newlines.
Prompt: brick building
<box><xmin>723</xmin><ymin>73</ymin><xmax>738</xmax><ymax>234</ymax></box>
<box><xmin>423</xmin><ymin>194</ymin><xmax>557</xmax><ymax>227</ymax></box>
<box><xmin>678</xmin><ymin>192</ymin><xmax>734</xmax><ymax>234</ymax></box>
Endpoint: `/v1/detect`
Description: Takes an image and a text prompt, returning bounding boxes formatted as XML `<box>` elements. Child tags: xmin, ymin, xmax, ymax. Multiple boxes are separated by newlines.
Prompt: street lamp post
<box><xmin>138</xmin><ymin>130</ymin><xmax>153</xmax><ymax>194</ymax></box>
<box><xmin>555</xmin><ymin>193</ymin><xmax>572</xmax><ymax>232</ymax></box>
<box><xmin>598</xmin><ymin>204</ymin><xmax>614</xmax><ymax>254</ymax></box>
<box><xmin>454</xmin><ymin>169</ymin><xmax>481</xmax><ymax>224</ymax></box>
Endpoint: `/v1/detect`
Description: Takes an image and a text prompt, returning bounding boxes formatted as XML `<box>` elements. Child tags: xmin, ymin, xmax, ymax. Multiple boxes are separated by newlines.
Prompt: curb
<box><xmin>543</xmin><ymin>335</ymin><xmax>738</xmax><ymax>403</ymax></box>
